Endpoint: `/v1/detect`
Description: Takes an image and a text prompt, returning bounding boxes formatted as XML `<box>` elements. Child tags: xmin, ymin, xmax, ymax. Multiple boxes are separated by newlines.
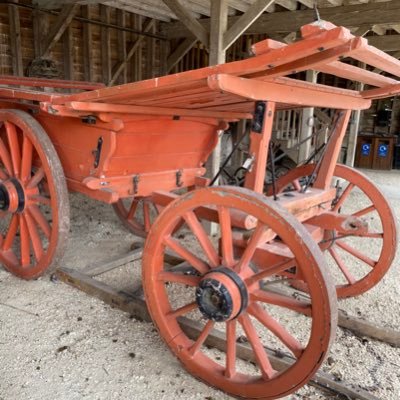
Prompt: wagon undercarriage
<box><xmin>0</xmin><ymin>20</ymin><xmax>399</xmax><ymax>399</ymax></box>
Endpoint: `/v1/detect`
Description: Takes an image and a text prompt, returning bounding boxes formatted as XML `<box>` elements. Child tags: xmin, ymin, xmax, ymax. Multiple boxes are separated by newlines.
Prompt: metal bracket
<box><xmin>133</xmin><ymin>175</ymin><xmax>140</xmax><ymax>194</ymax></box>
<box><xmin>92</xmin><ymin>137</ymin><xmax>103</xmax><ymax>168</ymax></box>
<box><xmin>82</xmin><ymin>115</ymin><xmax>97</xmax><ymax>124</ymax></box>
<box><xmin>251</xmin><ymin>101</ymin><xmax>266</xmax><ymax>133</ymax></box>
<box><xmin>176</xmin><ymin>169</ymin><xmax>183</xmax><ymax>187</ymax></box>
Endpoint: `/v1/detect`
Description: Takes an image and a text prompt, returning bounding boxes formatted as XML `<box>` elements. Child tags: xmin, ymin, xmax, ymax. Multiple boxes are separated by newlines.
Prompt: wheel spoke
<box><xmin>188</xmin><ymin>320</ymin><xmax>215</xmax><ymax>356</ymax></box>
<box><xmin>251</xmin><ymin>289</ymin><xmax>312</xmax><ymax>316</ymax></box>
<box><xmin>29</xmin><ymin>194</ymin><xmax>51</xmax><ymax>206</ymax></box>
<box><xmin>0</xmin><ymin>249</ymin><xmax>19</xmax><ymax>268</ymax></box>
<box><xmin>27</xmin><ymin>167</ymin><xmax>45</xmax><ymax>189</ymax></box>
<box><xmin>2</xmin><ymin>214</ymin><xmax>19</xmax><ymax>250</ymax></box>
<box><xmin>292</xmin><ymin>178</ymin><xmax>302</xmax><ymax>192</ymax></box>
<box><xmin>336</xmin><ymin>240</ymin><xmax>377</xmax><ymax>267</ymax></box>
<box><xmin>0</xmin><ymin>137</ymin><xmax>13</xmax><ymax>176</ymax></box>
<box><xmin>20</xmin><ymin>136</ymin><xmax>33</xmax><ymax>182</ymax></box>
<box><xmin>225</xmin><ymin>320</ymin><xmax>236</xmax><ymax>378</ymax></box>
<box><xmin>332</xmin><ymin>182</ymin><xmax>354</xmax><ymax>212</ymax></box>
<box><xmin>157</xmin><ymin>271</ymin><xmax>201</xmax><ymax>286</ymax></box>
<box><xmin>168</xmin><ymin>301</ymin><xmax>198</xmax><ymax>319</ymax></box>
<box><xmin>357</xmin><ymin>232</ymin><xmax>383</xmax><ymax>239</ymax></box>
<box><xmin>127</xmin><ymin>199</ymin><xmax>139</xmax><ymax>220</ymax></box>
<box><xmin>245</xmin><ymin>259</ymin><xmax>296</xmax><ymax>286</ymax></box>
<box><xmin>143</xmin><ymin>201</ymin><xmax>151</xmax><ymax>233</ymax></box>
<box><xmin>239</xmin><ymin>313</ymin><xmax>276</xmax><ymax>379</ymax></box>
<box><xmin>5</xmin><ymin>121</ymin><xmax>21</xmax><ymax>178</ymax></box>
<box><xmin>218</xmin><ymin>206</ymin><xmax>235</xmax><ymax>268</ymax></box>
<box><xmin>164</xmin><ymin>235</ymin><xmax>210</xmax><ymax>275</ymax></box>
<box><xmin>184</xmin><ymin>211</ymin><xmax>219</xmax><ymax>268</ymax></box>
<box><xmin>19</xmin><ymin>214</ymin><xmax>31</xmax><ymax>267</ymax></box>
<box><xmin>0</xmin><ymin>169</ymin><xmax>7</xmax><ymax>180</ymax></box>
<box><xmin>352</xmin><ymin>205</ymin><xmax>375</xmax><ymax>218</ymax></box>
<box><xmin>248</xmin><ymin>303</ymin><xmax>304</xmax><ymax>358</ymax></box>
<box><xmin>24</xmin><ymin>211</ymin><xmax>44</xmax><ymax>261</ymax></box>
<box><xmin>236</xmin><ymin>223</ymin><xmax>266</xmax><ymax>273</ymax></box>
<box><xmin>27</xmin><ymin>205</ymin><xmax>51</xmax><ymax>238</ymax></box>
<box><xmin>329</xmin><ymin>246</ymin><xmax>356</xmax><ymax>284</ymax></box>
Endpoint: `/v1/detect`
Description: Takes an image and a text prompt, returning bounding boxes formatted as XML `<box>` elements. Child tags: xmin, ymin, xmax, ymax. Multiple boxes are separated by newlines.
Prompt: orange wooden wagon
<box><xmin>0</xmin><ymin>20</ymin><xmax>398</xmax><ymax>399</ymax></box>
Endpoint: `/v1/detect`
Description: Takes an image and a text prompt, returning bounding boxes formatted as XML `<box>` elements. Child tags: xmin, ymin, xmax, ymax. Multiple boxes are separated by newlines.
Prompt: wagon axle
<box><xmin>0</xmin><ymin>178</ymin><xmax>25</xmax><ymax>213</ymax></box>
<box><xmin>196</xmin><ymin>267</ymin><xmax>248</xmax><ymax>322</ymax></box>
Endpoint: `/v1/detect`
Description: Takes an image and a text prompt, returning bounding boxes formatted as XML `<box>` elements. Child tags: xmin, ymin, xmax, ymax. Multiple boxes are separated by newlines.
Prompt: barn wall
<box><xmin>0</xmin><ymin>1</ymin><xmax>162</xmax><ymax>84</ymax></box>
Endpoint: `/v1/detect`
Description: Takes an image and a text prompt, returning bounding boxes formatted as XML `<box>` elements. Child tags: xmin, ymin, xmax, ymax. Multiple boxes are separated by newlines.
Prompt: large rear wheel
<box><xmin>0</xmin><ymin>109</ymin><xmax>69</xmax><ymax>279</ymax></box>
<box><xmin>273</xmin><ymin>164</ymin><xmax>397</xmax><ymax>298</ymax></box>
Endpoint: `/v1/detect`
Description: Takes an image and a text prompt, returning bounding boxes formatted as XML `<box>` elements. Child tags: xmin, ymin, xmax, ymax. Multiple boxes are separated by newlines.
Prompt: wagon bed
<box><xmin>1</xmin><ymin>21</ymin><xmax>400</xmax><ymax>117</ymax></box>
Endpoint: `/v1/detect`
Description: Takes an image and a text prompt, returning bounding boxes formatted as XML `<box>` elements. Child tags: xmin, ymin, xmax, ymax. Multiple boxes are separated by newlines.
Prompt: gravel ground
<box><xmin>0</xmin><ymin>168</ymin><xmax>399</xmax><ymax>400</ymax></box>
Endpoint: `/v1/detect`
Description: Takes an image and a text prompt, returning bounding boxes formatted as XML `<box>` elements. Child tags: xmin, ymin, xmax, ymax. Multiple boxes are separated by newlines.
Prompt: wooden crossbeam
<box><xmin>161</xmin><ymin>0</ymin><xmax>209</xmax><ymax>47</ymax></box>
<box><xmin>223</xmin><ymin>0</ymin><xmax>275</xmax><ymax>51</ymax></box>
<box><xmin>109</xmin><ymin>18</ymin><xmax>156</xmax><ymax>86</ymax></box>
<box><xmin>163</xmin><ymin>2</ymin><xmax>400</xmax><ymax>39</ymax></box>
<box><xmin>166</xmin><ymin>38</ymin><xmax>198</xmax><ymax>73</ymax></box>
<box><xmin>41</xmin><ymin>4</ymin><xmax>78</xmax><ymax>58</ymax></box>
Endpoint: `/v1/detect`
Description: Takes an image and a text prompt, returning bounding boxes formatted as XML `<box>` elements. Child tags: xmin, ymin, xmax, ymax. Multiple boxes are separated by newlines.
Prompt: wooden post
<box><xmin>209</xmin><ymin>0</ymin><xmax>228</xmax><ymax>65</ymax></box>
<box><xmin>100</xmin><ymin>5</ymin><xmax>111</xmax><ymax>85</ymax></box>
<box><xmin>346</xmin><ymin>63</ymin><xmax>366</xmax><ymax>167</ymax></box>
<box><xmin>62</xmin><ymin>25</ymin><xmax>74</xmax><ymax>81</ymax></box>
<box><xmin>390</xmin><ymin>97</ymin><xmax>400</xmax><ymax>135</ymax></box>
<box><xmin>298</xmin><ymin>70</ymin><xmax>318</xmax><ymax>163</ymax></box>
<box><xmin>208</xmin><ymin>0</ymin><xmax>228</xmax><ymax>185</ymax></box>
<box><xmin>8</xmin><ymin>0</ymin><xmax>23</xmax><ymax>76</ymax></box>
<box><xmin>117</xmin><ymin>9</ymin><xmax>127</xmax><ymax>84</ymax></box>
<box><xmin>82</xmin><ymin>5</ymin><xmax>93</xmax><ymax>82</ymax></box>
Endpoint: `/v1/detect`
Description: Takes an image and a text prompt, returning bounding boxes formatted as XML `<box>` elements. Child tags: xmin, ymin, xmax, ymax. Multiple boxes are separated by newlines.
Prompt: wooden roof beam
<box><xmin>223</xmin><ymin>0</ymin><xmax>276</xmax><ymax>51</ymax></box>
<box><xmin>297</xmin><ymin>0</ymin><xmax>315</xmax><ymax>8</ymax></box>
<box><xmin>103</xmin><ymin>1</ymin><xmax>172</xmax><ymax>22</ymax></box>
<box><xmin>162</xmin><ymin>1</ymin><xmax>400</xmax><ymax>38</ymax></box>
<box><xmin>326</xmin><ymin>0</ymin><xmax>343</xmax><ymax>5</ymax></box>
<box><xmin>275</xmin><ymin>0</ymin><xmax>297</xmax><ymax>11</ymax></box>
<box><xmin>162</xmin><ymin>0</ymin><xmax>209</xmax><ymax>46</ymax></box>
<box><xmin>368</xmin><ymin>35</ymin><xmax>400</xmax><ymax>52</ymax></box>
<box><xmin>371</xmin><ymin>25</ymin><xmax>387</xmax><ymax>35</ymax></box>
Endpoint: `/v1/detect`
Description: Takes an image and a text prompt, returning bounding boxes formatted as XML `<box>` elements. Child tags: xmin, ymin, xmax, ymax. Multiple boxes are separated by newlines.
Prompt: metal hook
<box><xmin>314</xmin><ymin>1</ymin><xmax>321</xmax><ymax>22</ymax></box>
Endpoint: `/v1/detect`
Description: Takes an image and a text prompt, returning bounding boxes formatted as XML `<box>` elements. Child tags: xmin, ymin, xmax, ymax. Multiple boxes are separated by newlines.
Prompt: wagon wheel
<box><xmin>112</xmin><ymin>197</ymin><xmax>160</xmax><ymax>238</ymax></box>
<box><xmin>272</xmin><ymin>164</ymin><xmax>397</xmax><ymax>298</ymax></box>
<box><xmin>143</xmin><ymin>186</ymin><xmax>337</xmax><ymax>399</ymax></box>
<box><xmin>0</xmin><ymin>109</ymin><xmax>69</xmax><ymax>279</ymax></box>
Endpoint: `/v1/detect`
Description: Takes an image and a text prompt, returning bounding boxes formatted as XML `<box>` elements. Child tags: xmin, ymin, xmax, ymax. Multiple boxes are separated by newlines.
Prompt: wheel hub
<box><xmin>0</xmin><ymin>178</ymin><xmax>25</xmax><ymax>213</ymax></box>
<box><xmin>196</xmin><ymin>267</ymin><xmax>248</xmax><ymax>322</ymax></box>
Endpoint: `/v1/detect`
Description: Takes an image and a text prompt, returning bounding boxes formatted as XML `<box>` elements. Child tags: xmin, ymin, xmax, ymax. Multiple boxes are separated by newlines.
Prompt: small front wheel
<box><xmin>143</xmin><ymin>186</ymin><xmax>337</xmax><ymax>399</ymax></box>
